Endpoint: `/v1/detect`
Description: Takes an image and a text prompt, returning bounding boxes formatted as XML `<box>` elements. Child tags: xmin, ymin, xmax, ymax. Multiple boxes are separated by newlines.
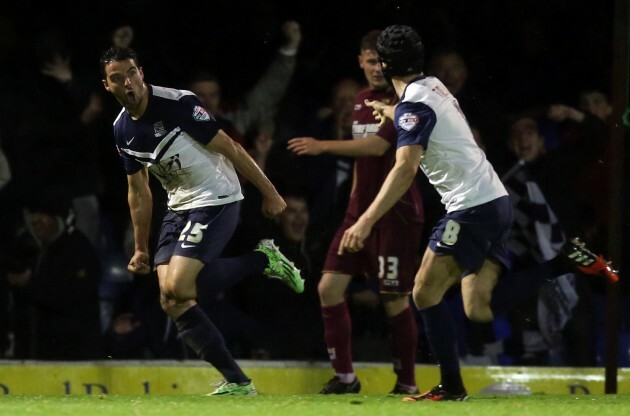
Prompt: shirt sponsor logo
<box><xmin>192</xmin><ymin>105</ymin><xmax>211</xmax><ymax>122</ymax></box>
<box><xmin>154</xmin><ymin>121</ymin><xmax>167</xmax><ymax>137</ymax></box>
<box><xmin>352</xmin><ymin>123</ymin><xmax>381</xmax><ymax>137</ymax></box>
<box><xmin>165</xmin><ymin>154</ymin><xmax>181</xmax><ymax>171</ymax></box>
<box><xmin>398</xmin><ymin>113</ymin><xmax>419</xmax><ymax>131</ymax></box>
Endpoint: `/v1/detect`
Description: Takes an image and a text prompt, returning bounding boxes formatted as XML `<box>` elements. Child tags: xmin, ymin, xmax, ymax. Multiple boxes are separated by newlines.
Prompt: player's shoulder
<box><xmin>150</xmin><ymin>84</ymin><xmax>202</xmax><ymax>120</ymax></box>
<box><xmin>112</xmin><ymin>108</ymin><xmax>130</xmax><ymax>142</ymax></box>
<box><xmin>355</xmin><ymin>87</ymin><xmax>373</xmax><ymax>101</ymax></box>
<box><xmin>356</xmin><ymin>86</ymin><xmax>396</xmax><ymax>102</ymax></box>
<box><xmin>152</xmin><ymin>84</ymin><xmax>196</xmax><ymax>102</ymax></box>
<box><xmin>402</xmin><ymin>76</ymin><xmax>450</xmax><ymax>109</ymax></box>
<box><xmin>112</xmin><ymin>107</ymin><xmax>127</xmax><ymax>128</ymax></box>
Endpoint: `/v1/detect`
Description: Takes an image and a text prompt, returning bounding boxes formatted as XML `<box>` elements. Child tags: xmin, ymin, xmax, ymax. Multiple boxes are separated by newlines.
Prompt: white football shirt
<box><xmin>394</xmin><ymin>76</ymin><xmax>507</xmax><ymax>212</ymax></box>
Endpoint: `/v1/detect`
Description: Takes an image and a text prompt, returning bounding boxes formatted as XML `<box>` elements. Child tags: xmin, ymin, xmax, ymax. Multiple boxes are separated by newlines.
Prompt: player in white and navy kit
<box><xmin>100</xmin><ymin>46</ymin><xmax>303</xmax><ymax>396</ymax></box>
<box><xmin>394</xmin><ymin>76</ymin><xmax>512</xmax><ymax>275</ymax></box>
<box><xmin>339</xmin><ymin>26</ymin><xmax>511</xmax><ymax>401</ymax></box>
<box><xmin>340</xmin><ymin>26</ymin><xmax>617</xmax><ymax>401</ymax></box>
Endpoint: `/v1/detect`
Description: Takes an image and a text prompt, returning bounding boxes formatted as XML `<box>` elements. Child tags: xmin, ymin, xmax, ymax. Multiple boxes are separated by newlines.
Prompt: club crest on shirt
<box><xmin>154</xmin><ymin>121</ymin><xmax>167</xmax><ymax>137</ymax></box>
<box><xmin>398</xmin><ymin>113</ymin><xmax>419</xmax><ymax>131</ymax></box>
<box><xmin>192</xmin><ymin>105</ymin><xmax>211</xmax><ymax>122</ymax></box>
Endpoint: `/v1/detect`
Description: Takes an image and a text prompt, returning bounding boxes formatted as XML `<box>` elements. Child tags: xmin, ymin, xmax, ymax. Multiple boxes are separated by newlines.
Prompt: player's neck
<box><xmin>391</xmin><ymin>78</ymin><xmax>407</xmax><ymax>97</ymax></box>
<box><xmin>393</xmin><ymin>73</ymin><xmax>423</xmax><ymax>97</ymax></box>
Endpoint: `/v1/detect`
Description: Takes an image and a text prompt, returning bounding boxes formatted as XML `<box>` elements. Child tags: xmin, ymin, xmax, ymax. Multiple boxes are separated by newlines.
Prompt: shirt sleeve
<box><xmin>176</xmin><ymin>94</ymin><xmax>220</xmax><ymax>145</ymax></box>
<box><xmin>113</xmin><ymin>125</ymin><xmax>143</xmax><ymax>175</ymax></box>
<box><xmin>394</xmin><ymin>101</ymin><xmax>437</xmax><ymax>149</ymax></box>
<box><xmin>116</xmin><ymin>145</ymin><xmax>143</xmax><ymax>175</ymax></box>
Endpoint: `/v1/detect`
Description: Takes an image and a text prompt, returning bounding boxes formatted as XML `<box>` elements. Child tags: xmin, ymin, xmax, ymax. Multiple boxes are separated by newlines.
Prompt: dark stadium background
<box><xmin>0</xmin><ymin>0</ymin><xmax>615</xmax><ymax>113</ymax></box>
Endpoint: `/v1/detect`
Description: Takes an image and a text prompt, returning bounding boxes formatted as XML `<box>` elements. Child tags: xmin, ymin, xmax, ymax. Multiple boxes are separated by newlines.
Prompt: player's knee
<box><xmin>161</xmin><ymin>283</ymin><xmax>195</xmax><ymax>306</ymax></box>
<box><xmin>412</xmin><ymin>286</ymin><xmax>440</xmax><ymax>309</ymax></box>
<box><xmin>464</xmin><ymin>300</ymin><xmax>493</xmax><ymax>323</ymax></box>
<box><xmin>381</xmin><ymin>293</ymin><xmax>410</xmax><ymax>316</ymax></box>
<box><xmin>318</xmin><ymin>279</ymin><xmax>343</xmax><ymax>305</ymax></box>
<box><xmin>462</xmin><ymin>285</ymin><xmax>494</xmax><ymax>322</ymax></box>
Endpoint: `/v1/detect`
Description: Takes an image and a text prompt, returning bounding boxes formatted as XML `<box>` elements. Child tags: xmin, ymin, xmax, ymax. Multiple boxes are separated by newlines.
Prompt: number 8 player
<box><xmin>341</xmin><ymin>25</ymin><xmax>617</xmax><ymax>401</ymax></box>
<box><xmin>341</xmin><ymin>25</ymin><xmax>511</xmax><ymax>401</ymax></box>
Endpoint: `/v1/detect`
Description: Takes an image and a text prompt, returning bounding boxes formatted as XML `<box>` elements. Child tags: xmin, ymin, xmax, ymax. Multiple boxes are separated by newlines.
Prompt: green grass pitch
<box><xmin>1</xmin><ymin>394</ymin><xmax>630</xmax><ymax>416</ymax></box>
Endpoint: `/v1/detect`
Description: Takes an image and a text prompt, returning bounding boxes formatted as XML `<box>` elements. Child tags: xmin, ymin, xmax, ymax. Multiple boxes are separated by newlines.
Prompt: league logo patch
<box><xmin>398</xmin><ymin>113</ymin><xmax>419</xmax><ymax>131</ymax></box>
<box><xmin>154</xmin><ymin>121</ymin><xmax>167</xmax><ymax>137</ymax></box>
<box><xmin>354</xmin><ymin>104</ymin><xmax>362</xmax><ymax>111</ymax></box>
<box><xmin>192</xmin><ymin>105</ymin><xmax>211</xmax><ymax>122</ymax></box>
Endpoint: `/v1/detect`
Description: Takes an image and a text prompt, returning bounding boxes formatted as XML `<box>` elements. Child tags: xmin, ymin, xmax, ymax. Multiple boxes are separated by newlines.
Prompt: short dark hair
<box><xmin>99</xmin><ymin>46</ymin><xmax>140</xmax><ymax>77</ymax></box>
<box><xmin>360</xmin><ymin>30</ymin><xmax>381</xmax><ymax>52</ymax></box>
<box><xmin>282</xmin><ymin>186</ymin><xmax>309</xmax><ymax>203</ymax></box>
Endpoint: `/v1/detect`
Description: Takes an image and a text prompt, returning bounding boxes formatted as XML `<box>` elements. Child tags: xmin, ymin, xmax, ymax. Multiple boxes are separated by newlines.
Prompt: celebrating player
<box><xmin>341</xmin><ymin>25</ymin><xmax>618</xmax><ymax>401</ymax></box>
<box><xmin>100</xmin><ymin>46</ymin><xmax>304</xmax><ymax>396</ymax></box>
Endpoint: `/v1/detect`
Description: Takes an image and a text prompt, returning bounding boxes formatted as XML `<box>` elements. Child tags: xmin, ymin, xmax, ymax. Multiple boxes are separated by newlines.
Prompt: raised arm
<box><xmin>207</xmin><ymin>129</ymin><xmax>286</xmax><ymax>217</ymax></box>
<box><xmin>228</xmin><ymin>20</ymin><xmax>302</xmax><ymax>134</ymax></box>
<box><xmin>127</xmin><ymin>167</ymin><xmax>152</xmax><ymax>274</ymax></box>
<box><xmin>338</xmin><ymin>144</ymin><xmax>423</xmax><ymax>254</ymax></box>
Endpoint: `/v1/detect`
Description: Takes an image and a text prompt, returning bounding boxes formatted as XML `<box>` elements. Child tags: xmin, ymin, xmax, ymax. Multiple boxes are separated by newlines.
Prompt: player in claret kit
<box><xmin>100</xmin><ymin>46</ymin><xmax>304</xmax><ymax>396</ymax></box>
<box><xmin>288</xmin><ymin>30</ymin><xmax>424</xmax><ymax>395</ymax></box>
<box><xmin>340</xmin><ymin>25</ymin><xmax>618</xmax><ymax>401</ymax></box>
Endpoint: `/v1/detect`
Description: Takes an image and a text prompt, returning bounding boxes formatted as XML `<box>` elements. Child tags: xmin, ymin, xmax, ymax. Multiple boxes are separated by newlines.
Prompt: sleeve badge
<box><xmin>398</xmin><ymin>113</ymin><xmax>419</xmax><ymax>131</ymax></box>
<box><xmin>192</xmin><ymin>105</ymin><xmax>211</xmax><ymax>121</ymax></box>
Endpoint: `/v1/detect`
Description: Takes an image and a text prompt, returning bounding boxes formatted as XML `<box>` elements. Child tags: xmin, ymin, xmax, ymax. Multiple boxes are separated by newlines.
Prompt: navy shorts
<box><xmin>428</xmin><ymin>196</ymin><xmax>513</xmax><ymax>276</ymax></box>
<box><xmin>154</xmin><ymin>202</ymin><xmax>240</xmax><ymax>267</ymax></box>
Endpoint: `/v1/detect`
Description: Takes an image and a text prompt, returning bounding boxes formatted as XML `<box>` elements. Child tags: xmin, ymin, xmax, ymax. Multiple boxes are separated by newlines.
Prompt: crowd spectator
<box><xmin>229</xmin><ymin>190</ymin><xmax>327</xmax><ymax>359</ymax></box>
<box><xmin>268</xmin><ymin>77</ymin><xmax>360</xmax><ymax>246</ymax></box>
<box><xmin>0</xmin><ymin>29</ymin><xmax>103</xmax><ymax>248</ymax></box>
<box><xmin>426</xmin><ymin>47</ymin><xmax>506</xmax><ymax>162</ymax></box>
<box><xmin>186</xmin><ymin>20</ymin><xmax>302</xmax><ymax>148</ymax></box>
<box><xmin>4</xmin><ymin>188</ymin><xmax>103</xmax><ymax>360</ymax></box>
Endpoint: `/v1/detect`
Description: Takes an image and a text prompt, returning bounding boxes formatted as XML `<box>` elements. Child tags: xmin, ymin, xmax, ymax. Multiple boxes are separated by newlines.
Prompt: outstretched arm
<box><xmin>287</xmin><ymin>134</ymin><xmax>391</xmax><ymax>157</ymax></box>
<box><xmin>127</xmin><ymin>168</ymin><xmax>152</xmax><ymax>274</ymax></box>
<box><xmin>338</xmin><ymin>144</ymin><xmax>423</xmax><ymax>254</ymax></box>
<box><xmin>365</xmin><ymin>99</ymin><xmax>397</xmax><ymax>127</ymax></box>
<box><xmin>207</xmin><ymin>129</ymin><xmax>286</xmax><ymax>218</ymax></box>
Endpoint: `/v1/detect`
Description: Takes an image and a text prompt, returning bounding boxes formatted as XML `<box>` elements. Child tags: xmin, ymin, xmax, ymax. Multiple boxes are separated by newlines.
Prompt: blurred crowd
<box><xmin>0</xmin><ymin>6</ymin><xmax>628</xmax><ymax>368</ymax></box>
